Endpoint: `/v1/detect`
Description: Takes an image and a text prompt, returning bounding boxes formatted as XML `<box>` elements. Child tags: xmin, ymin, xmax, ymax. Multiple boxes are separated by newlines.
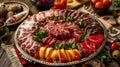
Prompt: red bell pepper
<box><xmin>54</xmin><ymin>0</ymin><xmax>67</xmax><ymax>9</ymax></box>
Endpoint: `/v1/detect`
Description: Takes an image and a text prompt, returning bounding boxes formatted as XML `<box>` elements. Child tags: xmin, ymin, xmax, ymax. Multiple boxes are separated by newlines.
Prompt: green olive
<box><xmin>112</xmin><ymin>50</ymin><xmax>120</xmax><ymax>58</ymax></box>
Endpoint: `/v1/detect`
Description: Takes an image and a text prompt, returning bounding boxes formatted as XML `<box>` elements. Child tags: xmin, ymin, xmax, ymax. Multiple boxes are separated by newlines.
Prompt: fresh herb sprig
<box><xmin>114</xmin><ymin>0</ymin><xmax>120</xmax><ymax>8</ymax></box>
<box><xmin>53</xmin><ymin>42</ymin><xmax>77</xmax><ymax>49</ymax></box>
<box><xmin>113</xmin><ymin>0</ymin><xmax>120</xmax><ymax>19</ymax></box>
<box><xmin>62</xmin><ymin>16</ymin><xmax>72</xmax><ymax>21</ymax></box>
<box><xmin>80</xmin><ymin>30</ymin><xmax>87</xmax><ymax>42</ymax></box>
<box><xmin>77</xmin><ymin>21</ymin><xmax>85</xmax><ymax>28</ymax></box>
<box><xmin>35</xmin><ymin>30</ymin><xmax>48</xmax><ymax>43</ymax></box>
<box><xmin>51</xmin><ymin>16</ymin><xmax>60</xmax><ymax>22</ymax></box>
<box><xmin>37</xmin><ymin>22</ymin><xmax>43</xmax><ymax>28</ymax></box>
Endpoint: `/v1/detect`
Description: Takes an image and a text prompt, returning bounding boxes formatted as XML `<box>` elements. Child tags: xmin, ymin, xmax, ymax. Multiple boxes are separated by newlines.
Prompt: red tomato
<box><xmin>46</xmin><ymin>57</ymin><xmax>52</xmax><ymax>62</ymax></box>
<box><xmin>45</xmin><ymin>45</ymin><xmax>50</xmax><ymax>48</ymax></box>
<box><xmin>111</xmin><ymin>42</ymin><xmax>118</xmax><ymax>51</ymax></box>
<box><xmin>103</xmin><ymin>0</ymin><xmax>110</xmax><ymax>6</ymax></box>
<box><xmin>91</xmin><ymin>0</ymin><xmax>98</xmax><ymax>4</ymax></box>
<box><xmin>34</xmin><ymin>53</ymin><xmax>39</xmax><ymax>59</ymax></box>
<box><xmin>54</xmin><ymin>0</ymin><xmax>67</xmax><ymax>9</ymax></box>
<box><xmin>95</xmin><ymin>1</ymin><xmax>104</xmax><ymax>8</ymax></box>
<box><xmin>60</xmin><ymin>58</ymin><xmax>67</xmax><ymax>63</ymax></box>
<box><xmin>42</xmin><ymin>0</ymin><xmax>48</xmax><ymax>4</ymax></box>
<box><xmin>118</xmin><ymin>13</ymin><xmax>120</xmax><ymax>17</ymax></box>
<box><xmin>75</xmin><ymin>55</ymin><xmax>81</xmax><ymax>60</ymax></box>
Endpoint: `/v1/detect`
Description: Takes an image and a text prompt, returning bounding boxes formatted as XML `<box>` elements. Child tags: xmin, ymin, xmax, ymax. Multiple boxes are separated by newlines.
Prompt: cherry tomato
<box><xmin>46</xmin><ymin>57</ymin><xmax>52</xmax><ymax>62</ymax></box>
<box><xmin>45</xmin><ymin>45</ymin><xmax>50</xmax><ymax>48</ymax></box>
<box><xmin>34</xmin><ymin>53</ymin><xmax>39</xmax><ymax>59</ymax></box>
<box><xmin>42</xmin><ymin>0</ymin><xmax>49</xmax><ymax>4</ymax></box>
<box><xmin>91</xmin><ymin>0</ymin><xmax>98</xmax><ymax>4</ymax></box>
<box><xmin>60</xmin><ymin>58</ymin><xmax>67</xmax><ymax>63</ymax></box>
<box><xmin>95</xmin><ymin>1</ymin><xmax>104</xmax><ymax>8</ymax></box>
<box><xmin>111</xmin><ymin>42</ymin><xmax>118</xmax><ymax>51</ymax></box>
<box><xmin>75</xmin><ymin>55</ymin><xmax>81</xmax><ymax>60</ymax></box>
<box><xmin>103</xmin><ymin>0</ymin><xmax>110</xmax><ymax>6</ymax></box>
<box><xmin>118</xmin><ymin>13</ymin><xmax>120</xmax><ymax>17</ymax></box>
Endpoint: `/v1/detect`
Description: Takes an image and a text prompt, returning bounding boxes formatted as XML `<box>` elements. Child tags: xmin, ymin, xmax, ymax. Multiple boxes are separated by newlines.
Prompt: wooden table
<box><xmin>0</xmin><ymin>0</ymin><xmax>120</xmax><ymax>67</ymax></box>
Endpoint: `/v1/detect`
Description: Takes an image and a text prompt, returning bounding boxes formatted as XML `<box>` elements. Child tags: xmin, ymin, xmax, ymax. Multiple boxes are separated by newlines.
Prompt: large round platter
<box><xmin>14</xmin><ymin>9</ymin><xmax>107</xmax><ymax>66</ymax></box>
<box><xmin>2</xmin><ymin>1</ymin><xmax>29</xmax><ymax>26</ymax></box>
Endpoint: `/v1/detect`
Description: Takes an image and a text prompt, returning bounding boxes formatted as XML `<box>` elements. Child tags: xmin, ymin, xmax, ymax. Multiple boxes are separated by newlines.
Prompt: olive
<box><xmin>112</xmin><ymin>50</ymin><xmax>120</xmax><ymax>58</ymax></box>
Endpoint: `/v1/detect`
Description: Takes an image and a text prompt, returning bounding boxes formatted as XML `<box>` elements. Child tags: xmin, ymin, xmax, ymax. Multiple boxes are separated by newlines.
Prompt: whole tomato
<box><xmin>75</xmin><ymin>55</ymin><xmax>81</xmax><ymax>60</ymax></box>
<box><xmin>111</xmin><ymin>42</ymin><xmax>118</xmax><ymax>51</ymax></box>
<box><xmin>103</xmin><ymin>0</ymin><xmax>110</xmax><ymax>6</ymax></box>
<box><xmin>118</xmin><ymin>13</ymin><xmax>120</xmax><ymax>17</ymax></box>
<box><xmin>91</xmin><ymin>0</ymin><xmax>98</xmax><ymax>4</ymax></box>
<box><xmin>60</xmin><ymin>58</ymin><xmax>67</xmax><ymax>63</ymax></box>
<box><xmin>42</xmin><ymin>0</ymin><xmax>49</xmax><ymax>4</ymax></box>
<box><xmin>95</xmin><ymin>1</ymin><xmax>104</xmax><ymax>8</ymax></box>
<box><xmin>46</xmin><ymin>57</ymin><xmax>52</xmax><ymax>62</ymax></box>
<box><xmin>54</xmin><ymin>0</ymin><xmax>67</xmax><ymax>9</ymax></box>
<box><xmin>34</xmin><ymin>53</ymin><xmax>39</xmax><ymax>59</ymax></box>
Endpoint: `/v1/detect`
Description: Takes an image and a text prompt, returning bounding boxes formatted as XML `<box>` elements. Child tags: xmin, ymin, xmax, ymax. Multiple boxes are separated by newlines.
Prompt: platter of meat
<box><xmin>0</xmin><ymin>1</ymin><xmax>29</xmax><ymax>26</ymax></box>
<box><xmin>14</xmin><ymin>9</ymin><xmax>107</xmax><ymax>66</ymax></box>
